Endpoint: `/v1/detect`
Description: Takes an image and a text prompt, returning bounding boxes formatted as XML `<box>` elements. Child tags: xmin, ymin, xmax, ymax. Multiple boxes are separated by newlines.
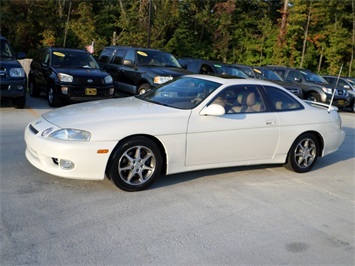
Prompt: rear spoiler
<box><xmin>304</xmin><ymin>100</ymin><xmax>339</xmax><ymax>112</ymax></box>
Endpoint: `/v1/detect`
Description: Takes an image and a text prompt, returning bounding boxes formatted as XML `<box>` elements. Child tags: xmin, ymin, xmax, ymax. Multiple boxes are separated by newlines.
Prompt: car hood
<box><xmin>0</xmin><ymin>58</ymin><xmax>22</xmax><ymax>69</ymax></box>
<box><xmin>138</xmin><ymin>66</ymin><xmax>192</xmax><ymax>77</ymax></box>
<box><xmin>42</xmin><ymin>97</ymin><xmax>191</xmax><ymax>138</ymax></box>
<box><xmin>53</xmin><ymin>67</ymin><xmax>109</xmax><ymax>77</ymax></box>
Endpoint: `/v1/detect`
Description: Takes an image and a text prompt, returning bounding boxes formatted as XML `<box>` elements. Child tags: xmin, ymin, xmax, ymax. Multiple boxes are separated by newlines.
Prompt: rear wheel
<box><xmin>29</xmin><ymin>78</ymin><xmax>40</xmax><ymax>97</ymax></box>
<box><xmin>47</xmin><ymin>83</ymin><xmax>62</xmax><ymax>107</ymax></box>
<box><xmin>107</xmin><ymin>137</ymin><xmax>162</xmax><ymax>191</ymax></box>
<box><xmin>285</xmin><ymin>133</ymin><xmax>319</xmax><ymax>173</ymax></box>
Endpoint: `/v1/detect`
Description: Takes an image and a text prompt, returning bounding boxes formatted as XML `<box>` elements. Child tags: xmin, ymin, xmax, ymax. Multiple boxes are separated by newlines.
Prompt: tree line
<box><xmin>1</xmin><ymin>0</ymin><xmax>354</xmax><ymax>76</ymax></box>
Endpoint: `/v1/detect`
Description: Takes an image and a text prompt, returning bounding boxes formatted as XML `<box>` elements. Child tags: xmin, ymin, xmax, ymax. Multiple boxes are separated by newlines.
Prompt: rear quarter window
<box><xmin>264</xmin><ymin>85</ymin><xmax>304</xmax><ymax>111</ymax></box>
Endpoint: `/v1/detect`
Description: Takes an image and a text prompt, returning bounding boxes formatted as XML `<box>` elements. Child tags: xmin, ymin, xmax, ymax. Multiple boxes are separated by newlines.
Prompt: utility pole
<box><xmin>63</xmin><ymin>1</ymin><xmax>72</xmax><ymax>47</ymax></box>
<box><xmin>147</xmin><ymin>0</ymin><xmax>152</xmax><ymax>48</ymax></box>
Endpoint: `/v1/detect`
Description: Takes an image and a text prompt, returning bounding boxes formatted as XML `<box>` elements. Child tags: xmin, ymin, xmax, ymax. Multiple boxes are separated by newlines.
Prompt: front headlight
<box><xmin>322</xmin><ymin>87</ymin><xmax>334</xmax><ymax>94</ymax></box>
<box><xmin>49</xmin><ymin>128</ymin><xmax>91</xmax><ymax>141</ymax></box>
<box><xmin>58</xmin><ymin>73</ymin><xmax>73</xmax><ymax>83</ymax></box>
<box><xmin>154</xmin><ymin>76</ymin><xmax>173</xmax><ymax>84</ymax></box>
<box><xmin>104</xmin><ymin>75</ymin><xmax>113</xmax><ymax>84</ymax></box>
<box><xmin>10</xmin><ymin>68</ymin><xmax>25</xmax><ymax>78</ymax></box>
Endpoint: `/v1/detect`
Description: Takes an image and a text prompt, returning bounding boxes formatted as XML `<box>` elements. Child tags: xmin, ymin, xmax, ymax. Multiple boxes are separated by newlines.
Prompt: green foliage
<box><xmin>0</xmin><ymin>0</ymin><xmax>353</xmax><ymax>76</ymax></box>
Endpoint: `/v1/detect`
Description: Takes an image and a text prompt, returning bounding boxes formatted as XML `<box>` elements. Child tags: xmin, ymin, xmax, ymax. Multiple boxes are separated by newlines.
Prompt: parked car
<box><xmin>0</xmin><ymin>36</ymin><xmax>27</xmax><ymax>108</ymax></box>
<box><xmin>232</xmin><ymin>64</ymin><xmax>256</xmax><ymax>78</ymax></box>
<box><xmin>98</xmin><ymin>46</ymin><xmax>191</xmax><ymax>95</ymax></box>
<box><xmin>266</xmin><ymin>66</ymin><xmax>349</xmax><ymax>109</ymax></box>
<box><xmin>178</xmin><ymin>58</ymin><xmax>249</xmax><ymax>78</ymax></box>
<box><xmin>252</xmin><ymin>66</ymin><xmax>303</xmax><ymax>98</ymax></box>
<box><xmin>25</xmin><ymin>75</ymin><xmax>345</xmax><ymax>191</ymax></box>
<box><xmin>323</xmin><ymin>75</ymin><xmax>355</xmax><ymax>112</ymax></box>
<box><xmin>29</xmin><ymin>47</ymin><xmax>114</xmax><ymax>107</ymax></box>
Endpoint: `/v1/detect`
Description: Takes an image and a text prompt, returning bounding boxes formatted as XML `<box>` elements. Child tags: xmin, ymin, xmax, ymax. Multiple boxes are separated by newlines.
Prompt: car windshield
<box><xmin>137</xmin><ymin>50</ymin><xmax>181</xmax><ymax>67</ymax></box>
<box><xmin>214</xmin><ymin>64</ymin><xmax>249</xmax><ymax>78</ymax></box>
<box><xmin>0</xmin><ymin>39</ymin><xmax>15</xmax><ymax>59</ymax></box>
<box><xmin>52</xmin><ymin>51</ymin><xmax>100</xmax><ymax>69</ymax></box>
<box><xmin>254</xmin><ymin>68</ymin><xmax>283</xmax><ymax>81</ymax></box>
<box><xmin>136</xmin><ymin>77</ymin><xmax>221</xmax><ymax>109</ymax></box>
<box><xmin>300</xmin><ymin>70</ymin><xmax>328</xmax><ymax>84</ymax></box>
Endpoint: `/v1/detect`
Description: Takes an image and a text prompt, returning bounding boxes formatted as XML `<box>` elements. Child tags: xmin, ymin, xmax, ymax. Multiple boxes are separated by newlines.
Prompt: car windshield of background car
<box><xmin>136</xmin><ymin>77</ymin><xmax>221</xmax><ymax>109</ymax></box>
<box><xmin>300</xmin><ymin>71</ymin><xmax>328</xmax><ymax>84</ymax></box>
<box><xmin>0</xmin><ymin>40</ymin><xmax>15</xmax><ymax>59</ymax></box>
<box><xmin>52</xmin><ymin>52</ymin><xmax>99</xmax><ymax>69</ymax></box>
<box><xmin>137</xmin><ymin>50</ymin><xmax>181</xmax><ymax>68</ymax></box>
<box><xmin>216</xmin><ymin>65</ymin><xmax>248</xmax><ymax>78</ymax></box>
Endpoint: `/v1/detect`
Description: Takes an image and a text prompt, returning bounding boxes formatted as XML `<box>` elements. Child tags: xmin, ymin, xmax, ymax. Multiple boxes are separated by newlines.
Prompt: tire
<box><xmin>106</xmin><ymin>137</ymin><xmax>163</xmax><ymax>191</ymax></box>
<box><xmin>47</xmin><ymin>83</ymin><xmax>62</xmax><ymax>107</ymax></box>
<box><xmin>13</xmin><ymin>95</ymin><xmax>26</xmax><ymax>109</ymax></box>
<box><xmin>285</xmin><ymin>133</ymin><xmax>319</xmax><ymax>173</ymax></box>
<box><xmin>306</xmin><ymin>92</ymin><xmax>321</xmax><ymax>102</ymax></box>
<box><xmin>349</xmin><ymin>99</ymin><xmax>355</xmax><ymax>112</ymax></box>
<box><xmin>137</xmin><ymin>83</ymin><xmax>150</xmax><ymax>95</ymax></box>
<box><xmin>29</xmin><ymin>77</ymin><xmax>40</xmax><ymax>97</ymax></box>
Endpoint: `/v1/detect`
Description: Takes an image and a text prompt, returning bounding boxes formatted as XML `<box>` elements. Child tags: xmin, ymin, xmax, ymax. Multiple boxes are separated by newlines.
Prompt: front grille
<box><xmin>29</xmin><ymin>124</ymin><xmax>39</xmax><ymax>134</ymax></box>
<box><xmin>74</xmin><ymin>77</ymin><xmax>103</xmax><ymax>86</ymax></box>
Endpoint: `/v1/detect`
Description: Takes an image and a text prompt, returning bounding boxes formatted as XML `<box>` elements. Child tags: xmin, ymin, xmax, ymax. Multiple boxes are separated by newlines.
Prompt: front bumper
<box><xmin>55</xmin><ymin>83</ymin><xmax>114</xmax><ymax>101</ymax></box>
<box><xmin>0</xmin><ymin>78</ymin><xmax>26</xmax><ymax>98</ymax></box>
<box><xmin>24</xmin><ymin>119</ymin><xmax>116</xmax><ymax>180</ymax></box>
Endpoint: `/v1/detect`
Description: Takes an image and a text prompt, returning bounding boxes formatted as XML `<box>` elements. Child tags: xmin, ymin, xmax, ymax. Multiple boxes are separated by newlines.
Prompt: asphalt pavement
<box><xmin>1</xmin><ymin>95</ymin><xmax>354</xmax><ymax>265</ymax></box>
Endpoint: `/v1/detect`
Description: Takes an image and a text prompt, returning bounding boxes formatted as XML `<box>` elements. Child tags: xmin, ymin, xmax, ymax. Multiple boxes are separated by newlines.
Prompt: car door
<box><xmin>185</xmin><ymin>85</ymin><xmax>280</xmax><ymax>166</ymax></box>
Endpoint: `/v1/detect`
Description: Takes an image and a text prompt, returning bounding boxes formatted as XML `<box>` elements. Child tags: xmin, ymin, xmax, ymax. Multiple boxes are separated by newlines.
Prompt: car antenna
<box><xmin>327</xmin><ymin>64</ymin><xmax>343</xmax><ymax>113</ymax></box>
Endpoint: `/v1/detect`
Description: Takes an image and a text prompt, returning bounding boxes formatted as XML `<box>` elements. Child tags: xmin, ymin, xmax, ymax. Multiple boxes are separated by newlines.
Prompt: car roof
<box><xmin>104</xmin><ymin>46</ymin><xmax>164</xmax><ymax>53</ymax></box>
<box><xmin>183</xmin><ymin>74</ymin><xmax>284</xmax><ymax>87</ymax></box>
<box><xmin>47</xmin><ymin>47</ymin><xmax>89</xmax><ymax>54</ymax></box>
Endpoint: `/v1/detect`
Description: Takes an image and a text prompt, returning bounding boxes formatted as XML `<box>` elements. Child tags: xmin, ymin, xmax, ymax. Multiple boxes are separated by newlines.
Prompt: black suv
<box><xmin>98</xmin><ymin>46</ymin><xmax>191</xmax><ymax>95</ymax></box>
<box><xmin>29</xmin><ymin>47</ymin><xmax>114</xmax><ymax>107</ymax></box>
<box><xmin>0</xmin><ymin>36</ymin><xmax>27</xmax><ymax>108</ymax></box>
<box><xmin>252</xmin><ymin>66</ymin><xmax>303</xmax><ymax>98</ymax></box>
<box><xmin>267</xmin><ymin>66</ymin><xmax>349</xmax><ymax>108</ymax></box>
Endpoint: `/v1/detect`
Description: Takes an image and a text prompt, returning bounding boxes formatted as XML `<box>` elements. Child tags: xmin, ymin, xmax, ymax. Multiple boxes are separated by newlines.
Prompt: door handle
<box><xmin>266</xmin><ymin>120</ymin><xmax>276</xmax><ymax>125</ymax></box>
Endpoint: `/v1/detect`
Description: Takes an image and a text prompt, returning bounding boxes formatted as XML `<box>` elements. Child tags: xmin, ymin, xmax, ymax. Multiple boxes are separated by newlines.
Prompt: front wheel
<box><xmin>285</xmin><ymin>133</ymin><xmax>319</xmax><ymax>173</ymax></box>
<box><xmin>106</xmin><ymin>137</ymin><xmax>163</xmax><ymax>191</ymax></box>
<box><xmin>305</xmin><ymin>92</ymin><xmax>321</xmax><ymax>102</ymax></box>
<box><xmin>13</xmin><ymin>95</ymin><xmax>26</xmax><ymax>109</ymax></box>
<box><xmin>47</xmin><ymin>84</ymin><xmax>62</xmax><ymax>107</ymax></box>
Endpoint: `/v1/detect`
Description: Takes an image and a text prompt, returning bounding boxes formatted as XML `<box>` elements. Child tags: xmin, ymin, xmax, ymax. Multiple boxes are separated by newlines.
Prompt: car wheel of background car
<box><xmin>285</xmin><ymin>133</ymin><xmax>319</xmax><ymax>173</ymax></box>
<box><xmin>306</xmin><ymin>92</ymin><xmax>321</xmax><ymax>102</ymax></box>
<box><xmin>29</xmin><ymin>78</ymin><xmax>40</xmax><ymax>97</ymax></box>
<box><xmin>350</xmin><ymin>99</ymin><xmax>355</xmax><ymax>112</ymax></box>
<box><xmin>47</xmin><ymin>83</ymin><xmax>62</xmax><ymax>107</ymax></box>
<box><xmin>107</xmin><ymin>136</ymin><xmax>163</xmax><ymax>191</ymax></box>
<box><xmin>138</xmin><ymin>83</ymin><xmax>150</xmax><ymax>95</ymax></box>
<box><xmin>12</xmin><ymin>95</ymin><xmax>26</xmax><ymax>109</ymax></box>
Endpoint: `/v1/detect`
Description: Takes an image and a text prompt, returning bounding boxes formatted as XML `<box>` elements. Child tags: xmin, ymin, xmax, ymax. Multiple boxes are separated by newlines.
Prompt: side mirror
<box><xmin>200</xmin><ymin>104</ymin><xmax>225</xmax><ymax>116</ymax></box>
<box><xmin>122</xmin><ymin>59</ymin><xmax>134</xmax><ymax>67</ymax></box>
<box><xmin>294</xmin><ymin>77</ymin><xmax>301</xmax><ymax>83</ymax></box>
<box><xmin>343</xmin><ymin>85</ymin><xmax>350</xmax><ymax>90</ymax></box>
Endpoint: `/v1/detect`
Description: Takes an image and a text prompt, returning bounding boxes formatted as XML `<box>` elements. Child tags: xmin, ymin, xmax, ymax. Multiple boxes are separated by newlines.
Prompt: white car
<box><xmin>25</xmin><ymin>75</ymin><xmax>345</xmax><ymax>191</ymax></box>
